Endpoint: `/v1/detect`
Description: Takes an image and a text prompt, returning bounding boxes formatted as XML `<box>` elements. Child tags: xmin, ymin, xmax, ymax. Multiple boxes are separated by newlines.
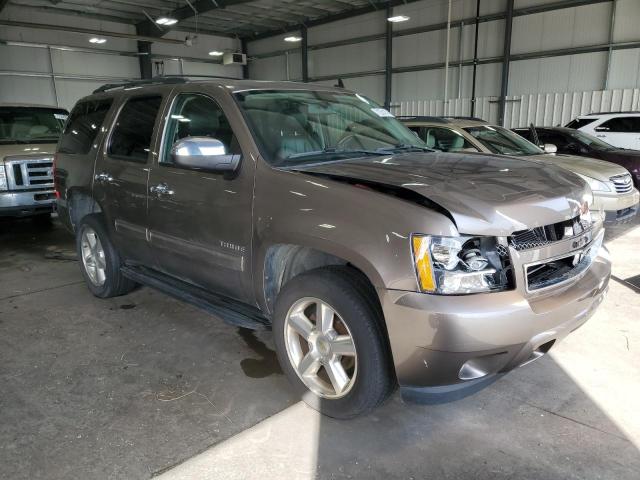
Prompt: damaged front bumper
<box><xmin>379</xmin><ymin>226</ymin><xmax>611</xmax><ymax>403</ymax></box>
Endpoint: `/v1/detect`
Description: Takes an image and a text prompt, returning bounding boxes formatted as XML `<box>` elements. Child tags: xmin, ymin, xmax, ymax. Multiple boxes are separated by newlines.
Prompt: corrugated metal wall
<box><xmin>392</xmin><ymin>87</ymin><xmax>640</xmax><ymax>128</ymax></box>
<box><xmin>247</xmin><ymin>0</ymin><xmax>640</xmax><ymax>114</ymax></box>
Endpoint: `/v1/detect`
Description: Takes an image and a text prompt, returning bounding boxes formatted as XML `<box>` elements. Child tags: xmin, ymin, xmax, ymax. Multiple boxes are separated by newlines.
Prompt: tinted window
<box><xmin>566</xmin><ymin>118</ymin><xmax>597</xmax><ymax>129</ymax></box>
<box><xmin>162</xmin><ymin>93</ymin><xmax>240</xmax><ymax>164</ymax></box>
<box><xmin>59</xmin><ymin>100</ymin><xmax>111</xmax><ymax>154</ymax></box>
<box><xmin>418</xmin><ymin>126</ymin><xmax>477</xmax><ymax>152</ymax></box>
<box><xmin>512</xmin><ymin>129</ymin><xmax>533</xmax><ymax>142</ymax></box>
<box><xmin>536</xmin><ymin>131</ymin><xmax>568</xmax><ymax>148</ymax></box>
<box><xmin>109</xmin><ymin>96</ymin><xmax>162</xmax><ymax>162</ymax></box>
<box><xmin>598</xmin><ymin>117</ymin><xmax>640</xmax><ymax>133</ymax></box>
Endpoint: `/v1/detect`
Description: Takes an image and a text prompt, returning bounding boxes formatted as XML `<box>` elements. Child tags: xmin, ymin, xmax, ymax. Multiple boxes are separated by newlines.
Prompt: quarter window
<box><xmin>58</xmin><ymin>100</ymin><xmax>112</xmax><ymax>154</ymax></box>
<box><xmin>161</xmin><ymin>93</ymin><xmax>240</xmax><ymax>165</ymax></box>
<box><xmin>109</xmin><ymin>96</ymin><xmax>162</xmax><ymax>162</ymax></box>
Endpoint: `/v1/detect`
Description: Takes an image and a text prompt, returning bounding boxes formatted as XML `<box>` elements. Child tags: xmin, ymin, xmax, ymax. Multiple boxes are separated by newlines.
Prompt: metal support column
<box><xmin>470</xmin><ymin>0</ymin><xmax>480</xmax><ymax>117</ymax></box>
<box><xmin>47</xmin><ymin>46</ymin><xmax>59</xmax><ymax>107</ymax></box>
<box><xmin>604</xmin><ymin>0</ymin><xmax>617</xmax><ymax>90</ymax></box>
<box><xmin>241</xmin><ymin>38</ymin><xmax>250</xmax><ymax>79</ymax></box>
<box><xmin>498</xmin><ymin>0</ymin><xmax>514</xmax><ymax>126</ymax></box>
<box><xmin>385</xmin><ymin>4</ymin><xmax>393</xmax><ymax>109</ymax></box>
<box><xmin>137</xmin><ymin>41</ymin><xmax>153</xmax><ymax>79</ymax></box>
<box><xmin>443</xmin><ymin>0</ymin><xmax>452</xmax><ymax>115</ymax></box>
<box><xmin>301</xmin><ymin>25</ymin><xmax>309</xmax><ymax>82</ymax></box>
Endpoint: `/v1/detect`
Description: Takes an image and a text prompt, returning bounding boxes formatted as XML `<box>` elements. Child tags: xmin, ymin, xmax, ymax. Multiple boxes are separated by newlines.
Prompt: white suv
<box><xmin>566</xmin><ymin>112</ymin><xmax>640</xmax><ymax>150</ymax></box>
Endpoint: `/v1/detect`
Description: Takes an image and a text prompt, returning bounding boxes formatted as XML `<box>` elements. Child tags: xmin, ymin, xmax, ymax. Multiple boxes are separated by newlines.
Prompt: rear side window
<box><xmin>597</xmin><ymin>117</ymin><xmax>640</xmax><ymax>133</ymax></box>
<box><xmin>108</xmin><ymin>96</ymin><xmax>162</xmax><ymax>162</ymax></box>
<box><xmin>565</xmin><ymin>118</ymin><xmax>598</xmax><ymax>129</ymax></box>
<box><xmin>58</xmin><ymin>99</ymin><xmax>112</xmax><ymax>154</ymax></box>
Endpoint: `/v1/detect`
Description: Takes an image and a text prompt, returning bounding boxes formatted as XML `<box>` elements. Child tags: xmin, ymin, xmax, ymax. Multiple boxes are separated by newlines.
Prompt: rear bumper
<box><xmin>380</xmin><ymin>244</ymin><xmax>611</xmax><ymax>400</ymax></box>
<box><xmin>0</xmin><ymin>190</ymin><xmax>56</xmax><ymax>217</ymax></box>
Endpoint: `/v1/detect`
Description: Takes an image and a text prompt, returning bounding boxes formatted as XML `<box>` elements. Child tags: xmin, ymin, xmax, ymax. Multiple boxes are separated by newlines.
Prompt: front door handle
<box><xmin>94</xmin><ymin>172</ymin><xmax>113</xmax><ymax>183</ymax></box>
<box><xmin>150</xmin><ymin>182</ymin><xmax>174</xmax><ymax>196</ymax></box>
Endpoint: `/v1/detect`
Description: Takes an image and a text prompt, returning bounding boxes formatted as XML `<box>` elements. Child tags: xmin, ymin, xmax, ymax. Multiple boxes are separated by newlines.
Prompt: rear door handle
<box><xmin>150</xmin><ymin>182</ymin><xmax>174</xmax><ymax>196</ymax></box>
<box><xmin>94</xmin><ymin>172</ymin><xmax>113</xmax><ymax>183</ymax></box>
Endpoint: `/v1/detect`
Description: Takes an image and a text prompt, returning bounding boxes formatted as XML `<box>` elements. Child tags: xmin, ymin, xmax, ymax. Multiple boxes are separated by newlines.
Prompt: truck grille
<box><xmin>610</xmin><ymin>173</ymin><xmax>633</xmax><ymax>194</ymax></box>
<box><xmin>5</xmin><ymin>157</ymin><xmax>54</xmax><ymax>191</ymax></box>
<box><xmin>509</xmin><ymin>215</ymin><xmax>591</xmax><ymax>251</ymax></box>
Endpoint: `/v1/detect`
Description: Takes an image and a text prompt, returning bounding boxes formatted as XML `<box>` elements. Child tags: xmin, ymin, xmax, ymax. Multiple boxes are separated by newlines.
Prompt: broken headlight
<box><xmin>411</xmin><ymin>235</ymin><xmax>513</xmax><ymax>294</ymax></box>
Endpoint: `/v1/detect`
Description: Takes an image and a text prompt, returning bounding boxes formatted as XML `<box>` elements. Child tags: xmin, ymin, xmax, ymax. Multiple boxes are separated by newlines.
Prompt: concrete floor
<box><xmin>1</xmin><ymin>215</ymin><xmax>639</xmax><ymax>480</ymax></box>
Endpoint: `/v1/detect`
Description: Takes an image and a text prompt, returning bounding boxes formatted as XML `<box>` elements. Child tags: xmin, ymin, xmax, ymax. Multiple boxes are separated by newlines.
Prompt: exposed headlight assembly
<box><xmin>576</xmin><ymin>173</ymin><xmax>610</xmax><ymax>192</ymax></box>
<box><xmin>411</xmin><ymin>235</ymin><xmax>513</xmax><ymax>294</ymax></box>
<box><xmin>0</xmin><ymin>165</ymin><xmax>7</xmax><ymax>191</ymax></box>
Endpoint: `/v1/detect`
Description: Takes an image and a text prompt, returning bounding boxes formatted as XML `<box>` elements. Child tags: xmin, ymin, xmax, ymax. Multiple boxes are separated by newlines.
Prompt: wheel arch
<box><xmin>259</xmin><ymin>240</ymin><xmax>385</xmax><ymax>316</ymax></box>
<box><xmin>66</xmin><ymin>188</ymin><xmax>103</xmax><ymax>232</ymax></box>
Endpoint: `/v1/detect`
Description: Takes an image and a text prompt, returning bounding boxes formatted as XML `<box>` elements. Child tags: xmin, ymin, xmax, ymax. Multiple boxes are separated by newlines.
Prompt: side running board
<box><xmin>121</xmin><ymin>265</ymin><xmax>270</xmax><ymax>330</ymax></box>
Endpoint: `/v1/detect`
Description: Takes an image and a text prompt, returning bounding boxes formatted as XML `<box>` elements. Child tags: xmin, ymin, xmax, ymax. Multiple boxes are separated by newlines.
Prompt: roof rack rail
<box><xmin>93</xmin><ymin>75</ymin><xmax>245</xmax><ymax>94</ymax></box>
<box><xmin>93</xmin><ymin>77</ymin><xmax>188</xmax><ymax>94</ymax></box>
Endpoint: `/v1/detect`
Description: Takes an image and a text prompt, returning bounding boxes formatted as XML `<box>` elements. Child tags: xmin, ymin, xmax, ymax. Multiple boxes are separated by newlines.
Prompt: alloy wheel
<box><xmin>284</xmin><ymin>297</ymin><xmax>358</xmax><ymax>399</ymax></box>
<box><xmin>80</xmin><ymin>227</ymin><xmax>106</xmax><ymax>287</ymax></box>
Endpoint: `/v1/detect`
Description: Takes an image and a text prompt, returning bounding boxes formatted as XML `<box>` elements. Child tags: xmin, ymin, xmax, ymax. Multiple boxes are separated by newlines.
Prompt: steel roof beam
<box><xmin>136</xmin><ymin>0</ymin><xmax>258</xmax><ymax>37</ymax></box>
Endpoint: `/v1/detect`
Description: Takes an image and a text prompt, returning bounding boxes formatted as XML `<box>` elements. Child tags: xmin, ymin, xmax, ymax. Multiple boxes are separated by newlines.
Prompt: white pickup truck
<box><xmin>0</xmin><ymin>104</ymin><xmax>68</xmax><ymax>219</ymax></box>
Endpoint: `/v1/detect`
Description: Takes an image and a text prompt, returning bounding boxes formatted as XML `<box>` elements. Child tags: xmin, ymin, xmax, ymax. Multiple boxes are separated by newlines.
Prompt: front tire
<box><xmin>76</xmin><ymin>214</ymin><xmax>136</xmax><ymax>298</ymax></box>
<box><xmin>273</xmin><ymin>266</ymin><xmax>395</xmax><ymax>419</ymax></box>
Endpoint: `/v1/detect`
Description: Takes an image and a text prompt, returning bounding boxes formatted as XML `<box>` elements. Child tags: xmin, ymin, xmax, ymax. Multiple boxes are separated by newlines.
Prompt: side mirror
<box><xmin>171</xmin><ymin>137</ymin><xmax>240</xmax><ymax>173</ymax></box>
<box><xmin>543</xmin><ymin>143</ymin><xmax>557</xmax><ymax>154</ymax></box>
<box><xmin>594</xmin><ymin>126</ymin><xmax>608</xmax><ymax>132</ymax></box>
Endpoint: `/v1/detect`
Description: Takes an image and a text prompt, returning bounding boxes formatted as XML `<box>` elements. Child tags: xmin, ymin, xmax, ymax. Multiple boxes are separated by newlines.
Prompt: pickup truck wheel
<box><xmin>76</xmin><ymin>214</ymin><xmax>136</xmax><ymax>298</ymax></box>
<box><xmin>273</xmin><ymin>266</ymin><xmax>394</xmax><ymax>418</ymax></box>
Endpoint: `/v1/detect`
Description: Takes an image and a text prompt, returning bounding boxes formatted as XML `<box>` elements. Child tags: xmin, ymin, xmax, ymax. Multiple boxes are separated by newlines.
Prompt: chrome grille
<box><xmin>509</xmin><ymin>215</ymin><xmax>592</xmax><ymax>251</ymax></box>
<box><xmin>610</xmin><ymin>173</ymin><xmax>633</xmax><ymax>194</ymax></box>
<box><xmin>5</xmin><ymin>157</ymin><xmax>54</xmax><ymax>191</ymax></box>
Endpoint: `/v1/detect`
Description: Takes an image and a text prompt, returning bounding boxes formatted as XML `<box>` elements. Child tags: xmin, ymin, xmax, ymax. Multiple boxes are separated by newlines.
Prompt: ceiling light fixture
<box><xmin>208</xmin><ymin>51</ymin><xmax>224</xmax><ymax>56</ymax></box>
<box><xmin>89</xmin><ymin>37</ymin><xmax>107</xmax><ymax>44</ymax></box>
<box><xmin>284</xmin><ymin>36</ymin><xmax>302</xmax><ymax>42</ymax></box>
<box><xmin>387</xmin><ymin>15</ymin><xmax>410</xmax><ymax>23</ymax></box>
<box><xmin>156</xmin><ymin>17</ymin><xmax>178</xmax><ymax>26</ymax></box>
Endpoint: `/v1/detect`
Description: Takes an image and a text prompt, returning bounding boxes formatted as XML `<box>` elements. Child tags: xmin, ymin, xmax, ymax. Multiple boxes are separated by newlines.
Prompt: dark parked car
<box><xmin>55</xmin><ymin>78</ymin><xmax>610</xmax><ymax>418</ymax></box>
<box><xmin>513</xmin><ymin>126</ymin><xmax>640</xmax><ymax>189</ymax></box>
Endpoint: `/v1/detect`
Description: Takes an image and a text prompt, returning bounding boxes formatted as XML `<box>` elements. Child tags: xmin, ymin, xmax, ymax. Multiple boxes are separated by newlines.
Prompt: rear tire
<box><xmin>273</xmin><ymin>266</ymin><xmax>395</xmax><ymax>419</ymax></box>
<box><xmin>76</xmin><ymin>214</ymin><xmax>137</xmax><ymax>298</ymax></box>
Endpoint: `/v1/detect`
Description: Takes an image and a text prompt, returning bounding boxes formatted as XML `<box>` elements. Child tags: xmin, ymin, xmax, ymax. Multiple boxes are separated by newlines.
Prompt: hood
<box><xmin>526</xmin><ymin>153</ymin><xmax>629</xmax><ymax>181</ymax></box>
<box><xmin>0</xmin><ymin>143</ymin><xmax>57</xmax><ymax>161</ymax></box>
<box><xmin>598</xmin><ymin>150</ymin><xmax>640</xmax><ymax>174</ymax></box>
<box><xmin>289</xmin><ymin>152</ymin><xmax>590</xmax><ymax>236</ymax></box>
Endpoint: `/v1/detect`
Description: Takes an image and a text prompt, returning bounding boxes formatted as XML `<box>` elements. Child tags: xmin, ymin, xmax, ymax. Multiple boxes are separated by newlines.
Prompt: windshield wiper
<box><xmin>286</xmin><ymin>147</ymin><xmax>384</xmax><ymax>160</ymax></box>
<box><xmin>374</xmin><ymin>143</ymin><xmax>434</xmax><ymax>153</ymax></box>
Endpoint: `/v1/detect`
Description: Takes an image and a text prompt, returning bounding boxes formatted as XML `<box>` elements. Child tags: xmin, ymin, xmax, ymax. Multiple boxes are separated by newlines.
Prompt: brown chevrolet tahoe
<box><xmin>55</xmin><ymin>78</ymin><xmax>611</xmax><ymax>418</ymax></box>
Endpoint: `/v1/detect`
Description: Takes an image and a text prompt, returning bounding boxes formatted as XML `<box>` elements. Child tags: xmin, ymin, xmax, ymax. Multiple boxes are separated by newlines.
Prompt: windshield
<box><xmin>567</xmin><ymin>129</ymin><xmax>616</xmax><ymax>151</ymax></box>
<box><xmin>234</xmin><ymin>90</ymin><xmax>428</xmax><ymax>166</ymax></box>
<box><xmin>464</xmin><ymin>125</ymin><xmax>543</xmax><ymax>156</ymax></box>
<box><xmin>0</xmin><ymin>107</ymin><xmax>68</xmax><ymax>145</ymax></box>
